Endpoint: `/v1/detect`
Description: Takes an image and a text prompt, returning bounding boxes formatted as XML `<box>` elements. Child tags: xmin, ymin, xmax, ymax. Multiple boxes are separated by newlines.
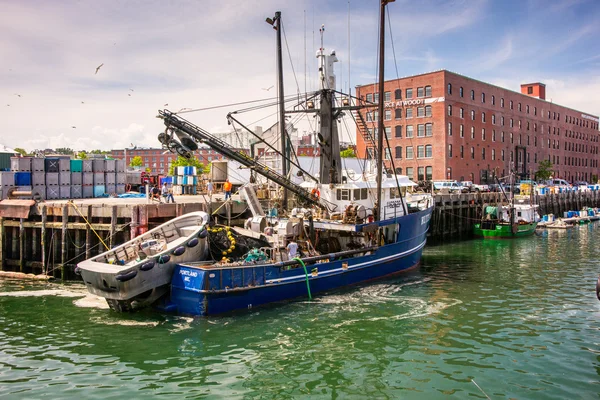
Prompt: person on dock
<box><xmin>151</xmin><ymin>185</ymin><xmax>162</xmax><ymax>203</ymax></box>
<box><xmin>207</xmin><ymin>180</ymin><xmax>214</xmax><ymax>198</ymax></box>
<box><xmin>224</xmin><ymin>179</ymin><xmax>232</xmax><ymax>200</ymax></box>
<box><xmin>162</xmin><ymin>183</ymin><xmax>175</xmax><ymax>203</ymax></box>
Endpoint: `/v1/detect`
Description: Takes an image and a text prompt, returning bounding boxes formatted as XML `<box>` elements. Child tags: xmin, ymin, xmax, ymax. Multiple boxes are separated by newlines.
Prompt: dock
<box><xmin>0</xmin><ymin>194</ymin><xmax>248</xmax><ymax>279</ymax></box>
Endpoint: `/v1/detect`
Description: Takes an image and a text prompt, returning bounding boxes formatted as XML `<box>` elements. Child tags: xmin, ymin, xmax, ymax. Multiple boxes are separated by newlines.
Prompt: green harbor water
<box><xmin>1</xmin><ymin>225</ymin><xmax>600</xmax><ymax>399</ymax></box>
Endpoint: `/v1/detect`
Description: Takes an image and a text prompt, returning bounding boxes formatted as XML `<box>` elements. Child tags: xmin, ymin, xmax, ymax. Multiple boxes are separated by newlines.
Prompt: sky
<box><xmin>1</xmin><ymin>0</ymin><xmax>599</xmax><ymax>152</ymax></box>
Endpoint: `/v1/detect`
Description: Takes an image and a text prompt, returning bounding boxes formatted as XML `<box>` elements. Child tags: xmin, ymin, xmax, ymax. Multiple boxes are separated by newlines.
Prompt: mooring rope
<box><xmin>67</xmin><ymin>201</ymin><xmax>109</xmax><ymax>251</ymax></box>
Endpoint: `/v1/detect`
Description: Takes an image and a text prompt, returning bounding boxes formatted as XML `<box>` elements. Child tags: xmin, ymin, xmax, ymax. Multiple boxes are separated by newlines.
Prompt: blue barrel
<box><xmin>93</xmin><ymin>185</ymin><xmax>106</xmax><ymax>197</ymax></box>
<box><xmin>14</xmin><ymin>172</ymin><xmax>32</xmax><ymax>186</ymax></box>
<box><xmin>193</xmin><ymin>176</ymin><xmax>198</xmax><ymax>185</ymax></box>
<box><xmin>568</xmin><ymin>211</ymin><xmax>576</xmax><ymax>218</ymax></box>
<box><xmin>543</xmin><ymin>215</ymin><xmax>548</xmax><ymax>221</ymax></box>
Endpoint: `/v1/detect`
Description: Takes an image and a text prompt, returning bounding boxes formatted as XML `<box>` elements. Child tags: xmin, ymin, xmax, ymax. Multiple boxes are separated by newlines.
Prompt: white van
<box><xmin>433</xmin><ymin>180</ymin><xmax>463</xmax><ymax>193</ymax></box>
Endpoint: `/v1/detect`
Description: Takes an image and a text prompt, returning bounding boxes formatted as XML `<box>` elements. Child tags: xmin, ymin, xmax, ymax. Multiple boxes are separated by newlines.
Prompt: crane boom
<box><xmin>157</xmin><ymin>110</ymin><xmax>322</xmax><ymax>208</ymax></box>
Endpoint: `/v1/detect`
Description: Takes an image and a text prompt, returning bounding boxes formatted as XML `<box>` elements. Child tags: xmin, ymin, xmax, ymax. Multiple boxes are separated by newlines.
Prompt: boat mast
<box><xmin>375</xmin><ymin>0</ymin><xmax>394</xmax><ymax>220</ymax></box>
<box><xmin>268</xmin><ymin>11</ymin><xmax>289</xmax><ymax>208</ymax></box>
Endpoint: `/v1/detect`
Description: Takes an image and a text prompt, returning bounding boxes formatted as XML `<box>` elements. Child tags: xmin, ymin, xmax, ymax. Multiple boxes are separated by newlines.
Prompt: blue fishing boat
<box><xmin>156</xmin><ymin>2</ymin><xmax>434</xmax><ymax>315</ymax></box>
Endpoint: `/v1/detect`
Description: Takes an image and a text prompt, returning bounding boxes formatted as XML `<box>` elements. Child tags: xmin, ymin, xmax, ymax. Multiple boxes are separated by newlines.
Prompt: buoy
<box><xmin>157</xmin><ymin>254</ymin><xmax>171</xmax><ymax>264</ymax></box>
<box><xmin>115</xmin><ymin>270</ymin><xmax>137</xmax><ymax>282</ymax></box>
<box><xmin>596</xmin><ymin>275</ymin><xmax>600</xmax><ymax>301</ymax></box>
<box><xmin>172</xmin><ymin>246</ymin><xmax>186</xmax><ymax>256</ymax></box>
<box><xmin>187</xmin><ymin>238</ymin><xmax>199</xmax><ymax>247</ymax></box>
<box><xmin>140</xmin><ymin>261</ymin><xmax>155</xmax><ymax>271</ymax></box>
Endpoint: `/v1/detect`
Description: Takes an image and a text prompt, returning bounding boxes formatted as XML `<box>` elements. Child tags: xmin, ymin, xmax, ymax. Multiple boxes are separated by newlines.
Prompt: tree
<box><xmin>535</xmin><ymin>160</ymin><xmax>553</xmax><ymax>181</ymax></box>
<box><xmin>77</xmin><ymin>151</ymin><xmax>88</xmax><ymax>159</ymax></box>
<box><xmin>90</xmin><ymin>149</ymin><xmax>110</xmax><ymax>155</ymax></box>
<box><xmin>168</xmin><ymin>155</ymin><xmax>206</xmax><ymax>175</ymax></box>
<box><xmin>55</xmin><ymin>147</ymin><xmax>74</xmax><ymax>155</ymax></box>
<box><xmin>13</xmin><ymin>147</ymin><xmax>28</xmax><ymax>156</ymax></box>
<box><xmin>130</xmin><ymin>156</ymin><xmax>143</xmax><ymax>167</ymax></box>
<box><xmin>340</xmin><ymin>148</ymin><xmax>356</xmax><ymax>158</ymax></box>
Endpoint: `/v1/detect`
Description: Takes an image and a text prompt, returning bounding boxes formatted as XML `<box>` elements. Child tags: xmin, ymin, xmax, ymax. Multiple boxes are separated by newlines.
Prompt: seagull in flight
<box><xmin>163</xmin><ymin>103</ymin><xmax>169</xmax><ymax>107</ymax></box>
<box><xmin>262</xmin><ymin>85</ymin><xmax>274</xmax><ymax>91</ymax></box>
<box><xmin>95</xmin><ymin>63</ymin><xmax>104</xmax><ymax>74</ymax></box>
<box><xmin>71</xmin><ymin>126</ymin><xmax>76</xmax><ymax>129</ymax></box>
<box><xmin>129</xmin><ymin>88</ymin><xmax>134</xmax><ymax>92</ymax></box>
<box><xmin>14</xmin><ymin>94</ymin><xmax>21</xmax><ymax>97</ymax></box>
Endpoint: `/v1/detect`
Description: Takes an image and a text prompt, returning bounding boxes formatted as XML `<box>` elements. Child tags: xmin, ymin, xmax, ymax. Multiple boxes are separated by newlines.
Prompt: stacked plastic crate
<box><xmin>92</xmin><ymin>159</ymin><xmax>105</xmax><ymax>197</ymax></box>
<box><xmin>31</xmin><ymin>158</ymin><xmax>45</xmax><ymax>199</ymax></box>
<box><xmin>70</xmin><ymin>159</ymin><xmax>82</xmax><ymax>198</ymax></box>
<box><xmin>11</xmin><ymin>157</ymin><xmax>33</xmax><ymax>197</ymax></box>
<box><xmin>0</xmin><ymin>170</ymin><xmax>15</xmax><ymax>199</ymax></box>
<box><xmin>115</xmin><ymin>159</ymin><xmax>126</xmax><ymax>194</ymax></box>
<box><xmin>173</xmin><ymin>166</ymin><xmax>198</xmax><ymax>195</ymax></box>
<box><xmin>45</xmin><ymin>158</ymin><xmax>60</xmax><ymax>200</ymax></box>
<box><xmin>82</xmin><ymin>159</ymin><xmax>93</xmax><ymax>198</ymax></box>
<box><xmin>58</xmin><ymin>158</ymin><xmax>70</xmax><ymax>199</ymax></box>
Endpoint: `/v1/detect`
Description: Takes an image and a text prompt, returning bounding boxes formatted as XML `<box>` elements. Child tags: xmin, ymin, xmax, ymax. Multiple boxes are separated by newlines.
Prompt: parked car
<box><xmin>433</xmin><ymin>180</ymin><xmax>464</xmax><ymax>193</ymax></box>
<box><xmin>488</xmin><ymin>183</ymin><xmax>502</xmax><ymax>192</ymax></box>
<box><xmin>501</xmin><ymin>183</ymin><xmax>520</xmax><ymax>194</ymax></box>
<box><xmin>460</xmin><ymin>181</ymin><xmax>489</xmax><ymax>192</ymax></box>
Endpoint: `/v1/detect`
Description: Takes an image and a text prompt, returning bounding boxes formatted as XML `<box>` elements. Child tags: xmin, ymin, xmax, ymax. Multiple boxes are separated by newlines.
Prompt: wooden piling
<box><xmin>85</xmin><ymin>205</ymin><xmax>92</xmax><ymax>260</ymax></box>
<box><xmin>61</xmin><ymin>205</ymin><xmax>68</xmax><ymax>278</ymax></box>
<box><xmin>19</xmin><ymin>218</ymin><xmax>24</xmax><ymax>272</ymax></box>
<box><xmin>0</xmin><ymin>217</ymin><xmax>4</xmax><ymax>271</ymax></box>
<box><xmin>110</xmin><ymin>205</ymin><xmax>117</xmax><ymax>248</ymax></box>
<box><xmin>41</xmin><ymin>206</ymin><xmax>47</xmax><ymax>274</ymax></box>
<box><xmin>130</xmin><ymin>205</ymin><xmax>138</xmax><ymax>240</ymax></box>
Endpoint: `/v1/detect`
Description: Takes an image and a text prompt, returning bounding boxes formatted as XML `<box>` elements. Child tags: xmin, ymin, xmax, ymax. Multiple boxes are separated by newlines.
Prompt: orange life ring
<box><xmin>311</xmin><ymin>188</ymin><xmax>320</xmax><ymax>199</ymax></box>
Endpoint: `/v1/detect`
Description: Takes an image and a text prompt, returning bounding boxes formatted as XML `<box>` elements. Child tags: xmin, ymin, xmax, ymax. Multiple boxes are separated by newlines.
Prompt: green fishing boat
<box><xmin>473</xmin><ymin>203</ymin><xmax>539</xmax><ymax>239</ymax></box>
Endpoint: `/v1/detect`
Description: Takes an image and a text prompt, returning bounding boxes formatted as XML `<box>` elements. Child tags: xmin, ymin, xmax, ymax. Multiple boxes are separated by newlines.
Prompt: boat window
<box><xmin>337</xmin><ymin>189</ymin><xmax>350</xmax><ymax>201</ymax></box>
<box><xmin>361</xmin><ymin>188</ymin><xmax>368</xmax><ymax>199</ymax></box>
<box><xmin>354</xmin><ymin>189</ymin><xmax>361</xmax><ymax>200</ymax></box>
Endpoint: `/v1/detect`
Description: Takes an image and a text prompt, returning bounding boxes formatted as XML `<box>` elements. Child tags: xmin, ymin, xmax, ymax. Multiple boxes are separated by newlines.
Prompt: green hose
<box><xmin>293</xmin><ymin>257</ymin><xmax>312</xmax><ymax>300</ymax></box>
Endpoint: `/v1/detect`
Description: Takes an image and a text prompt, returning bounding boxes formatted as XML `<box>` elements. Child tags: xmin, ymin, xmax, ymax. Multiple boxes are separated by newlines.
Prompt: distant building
<box><xmin>355</xmin><ymin>70</ymin><xmax>600</xmax><ymax>183</ymax></box>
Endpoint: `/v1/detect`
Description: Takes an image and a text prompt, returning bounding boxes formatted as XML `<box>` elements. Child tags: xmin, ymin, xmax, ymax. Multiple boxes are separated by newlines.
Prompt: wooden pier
<box><xmin>0</xmin><ymin>194</ymin><xmax>248</xmax><ymax>279</ymax></box>
<box><xmin>429</xmin><ymin>190</ymin><xmax>600</xmax><ymax>244</ymax></box>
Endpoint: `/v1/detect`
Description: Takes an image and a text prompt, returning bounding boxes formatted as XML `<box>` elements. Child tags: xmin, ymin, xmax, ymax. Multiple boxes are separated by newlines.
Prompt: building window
<box><xmin>459</xmin><ymin>87</ymin><xmax>464</xmax><ymax>97</ymax></box>
<box><xmin>501</xmin><ymin>116</ymin><xmax>505</xmax><ymax>126</ymax></box>
<box><xmin>426</xmin><ymin>166</ymin><xmax>432</xmax><ymax>180</ymax></box>
<box><xmin>471</xmin><ymin>126</ymin><xmax>475</xmax><ymax>139</ymax></box>
<box><xmin>418</xmin><ymin>124</ymin><xmax>425</xmax><ymax>137</ymax></box>
<box><xmin>528</xmin><ymin>86</ymin><xmax>533</xmax><ymax>94</ymax></box>
<box><xmin>447</xmin><ymin>105</ymin><xmax>452</xmax><ymax>116</ymax></box>
<box><xmin>534</xmin><ymin>106</ymin><xmax>537</xmax><ymax>116</ymax></box>
<box><xmin>425</xmin><ymin>105</ymin><xmax>432</xmax><ymax>117</ymax></box>
<box><xmin>501</xmin><ymin>98</ymin><xmax>504</xmax><ymax>108</ymax></box>
<box><xmin>510</xmin><ymin>118</ymin><xmax>514</xmax><ymax>128</ymax></box>
<box><xmin>447</xmin><ymin>83</ymin><xmax>452</xmax><ymax>95</ymax></box>
<box><xmin>527</xmin><ymin>121</ymin><xmax>530</xmax><ymax>130</ymax></box>
<box><xmin>481</xmin><ymin>93</ymin><xmax>485</xmax><ymax>103</ymax></box>
<box><xmin>448</xmin><ymin>122</ymin><xmax>452</xmax><ymax>136</ymax></box>
<box><xmin>492</xmin><ymin>149</ymin><xmax>496</xmax><ymax>161</ymax></box>
<box><xmin>384</xmin><ymin>91</ymin><xmax>391</xmax><ymax>101</ymax></box>
<box><xmin>366</xmin><ymin>93</ymin><xmax>373</xmax><ymax>103</ymax></box>
<box><xmin>510</xmin><ymin>132</ymin><xmax>513</xmax><ymax>143</ymax></box>
<box><xmin>395</xmin><ymin>125</ymin><xmax>402</xmax><ymax>138</ymax></box>
<box><xmin>417</xmin><ymin>166</ymin><xmax>425</xmax><ymax>181</ymax></box>
<box><xmin>470</xmin><ymin>90</ymin><xmax>475</xmax><ymax>100</ymax></box>
<box><xmin>471</xmin><ymin>147</ymin><xmax>475</xmax><ymax>159</ymax></box>
<box><xmin>460</xmin><ymin>145</ymin><xmax>464</xmax><ymax>158</ymax></box>
<box><xmin>482</xmin><ymin>148</ymin><xmax>485</xmax><ymax>160</ymax></box>
<box><xmin>526</xmin><ymin>105</ymin><xmax>530</xmax><ymax>114</ymax></box>
<box><xmin>448</xmin><ymin>144</ymin><xmax>452</xmax><ymax>158</ymax></box>
<box><xmin>491</xmin><ymin>95</ymin><xmax>495</xmax><ymax>105</ymax></box>
<box><xmin>395</xmin><ymin>146</ymin><xmax>402</xmax><ymax>158</ymax></box>
<box><xmin>471</xmin><ymin>110</ymin><xmax>475</xmax><ymax>121</ymax></box>
<box><xmin>406</xmin><ymin>167</ymin><xmax>413</xmax><ymax>180</ymax></box>
<box><xmin>425</xmin><ymin>86</ymin><xmax>432</xmax><ymax>97</ymax></box>
<box><xmin>482</xmin><ymin>128</ymin><xmax>486</xmax><ymax>141</ymax></box>
<box><xmin>510</xmin><ymin>100</ymin><xmax>513</xmax><ymax>110</ymax></box>
<box><xmin>417</xmin><ymin>145</ymin><xmax>425</xmax><ymax>158</ymax></box>
<box><xmin>395</xmin><ymin>108</ymin><xmax>402</xmax><ymax>119</ymax></box>
<box><xmin>492</xmin><ymin>114</ymin><xmax>496</xmax><ymax>125</ymax></box>
<box><xmin>394</xmin><ymin>89</ymin><xmax>401</xmax><ymax>100</ymax></box>
<box><xmin>482</xmin><ymin>112</ymin><xmax>486</xmax><ymax>123</ymax></box>
<box><xmin>492</xmin><ymin>130</ymin><xmax>496</xmax><ymax>142</ymax></box>
<box><xmin>518</xmin><ymin>103</ymin><xmax>522</xmax><ymax>112</ymax></box>
<box><xmin>374</xmin><ymin>93</ymin><xmax>379</xmax><ymax>103</ymax></box>
<box><xmin>406</xmin><ymin>146</ymin><xmax>414</xmax><ymax>159</ymax></box>
<box><xmin>417</xmin><ymin>107</ymin><xmax>425</xmax><ymax>117</ymax></box>
<box><xmin>501</xmin><ymin>149</ymin><xmax>505</xmax><ymax>161</ymax></box>
<box><xmin>417</xmin><ymin>87</ymin><xmax>424</xmax><ymax>97</ymax></box>
<box><xmin>406</xmin><ymin>125</ymin><xmax>414</xmax><ymax>138</ymax></box>
<box><xmin>385</xmin><ymin>110</ymin><xmax>391</xmax><ymax>120</ymax></box>
<box><xmin>385</xmin><ymin>126</ymin><xmax>391</xmax><ymax>138</ymax></box>
<box><xmin>426</xmin><ymin>123</ymin><xmax>433</xmax><ymax>137</ymax></box>
<box><xmin>406</xmin><ymin>88</ymin><xmax>413</xmax><ymax>99</ymax></box>
<box><xmin>406</xmin><ymin>108</ymin><xmax>413</xmax><ymax>118</ymax></box>
<box><xmin>385</xmin><ymin>148</ymin><xmax>392</xmax><ymax>160</ymax></box>
<box><xmin>460</xmin><ymin>124</ymin><xmax>464</xmax><ymax>138</ymax></box>
<box><xmin>460</xmin><ymin>108</ymin><xmax>464</xmax><ymax>118</ymax></box>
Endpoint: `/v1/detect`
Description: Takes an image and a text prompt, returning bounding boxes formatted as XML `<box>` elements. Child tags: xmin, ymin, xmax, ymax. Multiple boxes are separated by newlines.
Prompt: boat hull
<box><xmin>77</xmin><ymin>211</ymin><xmax>209</xmax><ymax>305</ymax></box>
<box><xmin>473</xmin><ymin>222</ymin><xmax>537</xmax><ymax>239</ymax></box>
<box><xmin>168</xmin><ymin>207</ymin><xmax>433</xmax><ymax>316</ymax></box>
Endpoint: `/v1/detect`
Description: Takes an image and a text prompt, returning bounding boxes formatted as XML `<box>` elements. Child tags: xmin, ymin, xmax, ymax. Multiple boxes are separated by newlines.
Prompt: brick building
<box><xmin>355</xmin><ymin>70</ymin><xmax>600</xmax><ymax>183</ymax></box>
<box><xmin>110</xmin><ymin>147</ymin><xmax>226</xmax><ymax>175</ymax></box>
